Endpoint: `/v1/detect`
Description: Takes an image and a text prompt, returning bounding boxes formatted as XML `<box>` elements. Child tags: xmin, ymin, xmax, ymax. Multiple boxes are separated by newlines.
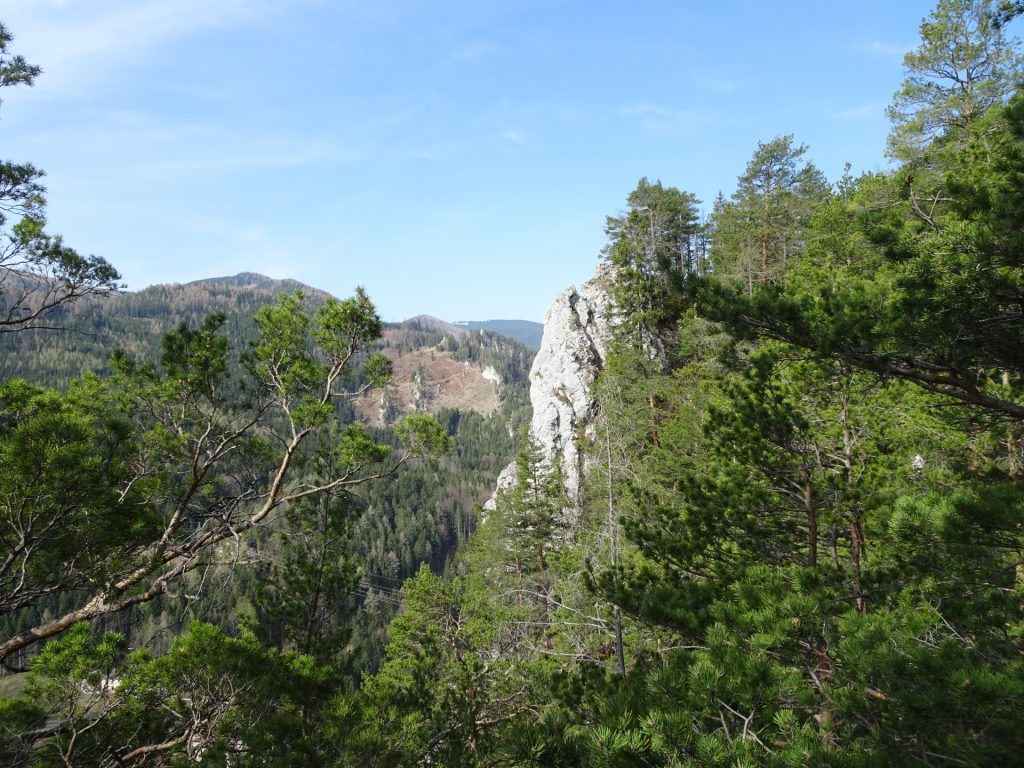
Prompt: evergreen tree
<box><xmin>603</xmin><ymin>178</ymin><xmax>703</xmax><ymax>350</ymax></box>
<box><xmin>709</xmin><ymin>135</ymin><xmax>829</xmax><ymax>292</ymax></box>
<box><xmin>887</xmin><ymin>0</ymin><xmax>1024</xmax><ymax>163</ymax></box>
<box><xmin>249</xmin><ymin>482</ymin><xmax>361</xmax><ymax>665</ymax></box>
<box><xmin>0</xmin><ymin>290</ymin><xmax>451</xmax><ymax>668</ymax></box>
<box><xmin>0</xmin><ymin>23</ymin><xmax>121</xmax><ymax>334</ymax></box>
<box><xmin>347</xmin><ymin>565</ymin><xmax>535</xmax><ymax>767</ymax></box>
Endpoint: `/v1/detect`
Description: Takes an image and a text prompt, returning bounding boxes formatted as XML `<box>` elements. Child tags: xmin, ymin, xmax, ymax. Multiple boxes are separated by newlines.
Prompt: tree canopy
<box><xmin>0</xmin><ymin>24</ymin><xmax>122</xmax><ymax>334</ymax></box>
<box><xmin>3</xmin><ymin>2</ymin><xmax>1024</xmax><ymax>765</ymax></box>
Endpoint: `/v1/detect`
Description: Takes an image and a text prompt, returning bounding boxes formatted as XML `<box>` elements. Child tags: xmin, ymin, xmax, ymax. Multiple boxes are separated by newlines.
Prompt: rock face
<box><xmin>528</xmin><ymin>266</ymin><xmax>614</xmax><ymax>502</ymax></box>
<box><xmin>483</xmin><ymin>266</ymin><xmax>613</xmax><ymax>515</ymax></box>
<box><xmin>483</xmin><ymin>461</ymin><xmax>519</xmax><ymax>512</ymax></box>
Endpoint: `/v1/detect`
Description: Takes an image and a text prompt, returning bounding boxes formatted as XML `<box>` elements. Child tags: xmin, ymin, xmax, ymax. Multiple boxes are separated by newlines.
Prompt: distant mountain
<box><xmin>0</xmin><ymin>272</ymin><xmax>534</xmax><ymax>670</ymax></box>
<box><xmin>187</xmin><ymin>272</ymin><xmax>329</xmax><ymax>297</ymax></box>
<box><xmin>0</xmin><ymin>271</ymin><xmax>538</xmax><ymax>607</ymax></box>
<box><xmin>453</xmin><ymin>320</ymin><xmax>543</xmax><ymax>350</ymax></box>
<box><xmin>1</xmin><ymin>274</ymin><xmax>303</xmax><ymax>386</ymax></box>
<box><xmin>400</xmin><ymin>315</ymin><xmax>470</xmax><ymax>338</ymax></box>
<box><xmin>0</xmin><ymin>274</ymin><xmax>535</xmax><ymax>428</ymax></box>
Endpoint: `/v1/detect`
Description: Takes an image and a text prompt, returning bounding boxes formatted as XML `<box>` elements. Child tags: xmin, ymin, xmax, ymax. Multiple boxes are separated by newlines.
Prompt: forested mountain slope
<box><xmin>0</xmin><ymin>274</ymin><xmax>532</xmax><ymax>401</ymax></box>
<box><xmin>0</xmin><ymin>273</ymin><xmax>534</xmax><ymax>680</ymax></box>
<box><xmin>3</xmin><ymin>2</ymin><xmax>1024</xmax><ymax>766</ymax></box>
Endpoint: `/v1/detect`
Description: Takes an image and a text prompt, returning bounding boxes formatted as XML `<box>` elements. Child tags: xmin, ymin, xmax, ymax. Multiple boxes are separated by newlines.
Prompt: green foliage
<box><xmin>0</xmin><ymin>377</ymin><xmax>157</xmax><ymax>616</ymax></box>
<box><xmin>1</xmin><ymin>621</ymin><xmax>340</xmax><ymax>765</ymax></box>
<box><xmin>159</xmin><ymin>312</ymin><xmax>231</xmax><ymax>396</ymax></box>
<box><xmin>506</xmin><ymin>434</ymin><xmax>567</xmax><ymax>571</ymax></box>
<box><xmin>248</xmin><ymin>486</ymin><xmax>362</xmax><ymax>665</ymax></box>
<box><xmin>0</xmin><ymin>623</ymin><xmax>122</xmax><ymax>766</ymax></box>
<box><xmin>887</xmin><ymin>0</ymin><xmax>1023</xmax><ymax>162</ymax></box>
<box><xmin>347</xmin><ymin>565</ymin><xmax>529</xmax><ymax>767</ymax></box>
<box><xmin>0</xmin><ymin>23</ymin><xmax>121</xmax><ymax>334</ymax></box>
<box><xmin>0</xmin><ymin>288</ymin><xmax>445</xmax><ymax>672</ymax></box>
<box><xmin>709</xmin><ymin>135</ymin><xmax>830</xmax><ymax>292</ymax></box>
<box><xmin>113</xmin><ymin>623</ymin><xmax>337</xmax><ymax>766</ymax></box>
<box><xmin>701</xmin><ymin>90</ymin><xmax>1024</xmax><ymax>422</ymax></box>
<box><xmin>6</xmin><ymin>3</ymin><xmax>1024</xmax><ymax>765</ymax></box>
<box><xmin>603</xmin><ymin>178</ymin><xmax>704</xmax><ymax>349</ymax></box>
<box><xmin>0</xmin><ymin>23</ymin><xmax>38</xmax><ymax>93</ymax></box>
<box><xmin>564</xmin><ymin>10</ymin><xmax>1024</xmax><ymax>762</ymax></box>
<box><xmin>393</xmin><ymin>412</ymin><xmax>454</xmax><ymax>459</ymax></box>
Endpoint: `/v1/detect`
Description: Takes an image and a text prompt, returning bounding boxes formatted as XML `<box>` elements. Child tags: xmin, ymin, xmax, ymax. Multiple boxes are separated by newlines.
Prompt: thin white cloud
<box><xmin>22</xmin><ymin>102</ymin><xmax>367</xmax><ymax>178</ymax></box>
<box><xmin>0</xmin><ymin>0</ymin><xmax>299</xmax><ymax>94</ymax></box>
<box><xmin>501</xmin><ymin>129</ymin><xmax>525</xmax><ymax>144</ymax></box>
<box><xmin>451</xmin><ymin>41</ymin><xmax>497</xmax><ymax>62</ymax></box>
<box><xmin>131</xmin><ymin>135</ymin><xmax>365</xmax><ymax>179</ymax></box>
<box><xmin>690</xmin><ymin>73</ymin><xmax>739</xmax><ymax>93</ymax></box>
<box><xmin>410</xmin><ymin>139</ymin><xmax>461</xmax><ymax>162</ymax></box>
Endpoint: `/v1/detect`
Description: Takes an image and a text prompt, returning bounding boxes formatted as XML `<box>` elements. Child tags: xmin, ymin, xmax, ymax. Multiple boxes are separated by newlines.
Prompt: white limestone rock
<box><xmin>483</xmin><ymin>460</ymin><xmax>518</xmax><ymax>513</ymax></box>
<box><xmin>528</xmin><ymin>265</ymin><xmax>613</xmax><ymax>502</ymax></box>
<box><xmin>483</xmin><ymin>266</ymin><xmax>614</xmax><ymax>517</ymax></box>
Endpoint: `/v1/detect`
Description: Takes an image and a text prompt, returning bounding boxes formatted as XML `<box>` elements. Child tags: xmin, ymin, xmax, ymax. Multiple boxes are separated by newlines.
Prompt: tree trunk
<box><xmin>802</xmin><ymin>468</ymin><xmax>817</xmax><ymax>568</ymax></box>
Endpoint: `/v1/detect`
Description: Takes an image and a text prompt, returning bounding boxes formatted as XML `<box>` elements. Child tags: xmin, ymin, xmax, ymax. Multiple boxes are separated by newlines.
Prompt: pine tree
<box><xmin>0</xmin><ymin>23</ymin><xmax>121</xmax><ymax>333</ymax></box>
<box><xmin>709</xmin><ymin>135</ymin><xmax>830</xmax><ymax>292</ymax></box>
<box><xmin>887</xmin><ymin>0</ymin><xmax>1024</xmax><ymax>163</ymax></box>
<box><xmin>603</xmin><ymin>178</ymin><xmax>703</xmax><ymax>350</ymax></box>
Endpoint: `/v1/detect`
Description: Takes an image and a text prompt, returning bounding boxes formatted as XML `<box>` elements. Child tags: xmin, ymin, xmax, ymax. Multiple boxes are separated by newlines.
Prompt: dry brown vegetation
<box><xmin>354</xmin><ymin>329</ymin><xmax>501</xmax><ymax>424</ymax></box>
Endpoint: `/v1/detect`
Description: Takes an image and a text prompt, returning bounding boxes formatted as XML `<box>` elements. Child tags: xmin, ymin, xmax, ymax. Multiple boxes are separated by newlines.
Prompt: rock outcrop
<box><xmin>528</xmin><ymin>265</ymin><xmax>614</xmax><ymax>502</ymax></box>
<box><xmin>484</xmin><ymin>265</ymin><xmax>614</xmax><ymax>514</ymax></box>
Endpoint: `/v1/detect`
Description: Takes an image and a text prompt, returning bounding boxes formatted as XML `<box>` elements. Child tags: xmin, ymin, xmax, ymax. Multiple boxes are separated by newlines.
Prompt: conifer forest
<box><xmin>2</xmin><ymin>1</ymin><xmax>1024</xmax><ymax>765</ymax></box>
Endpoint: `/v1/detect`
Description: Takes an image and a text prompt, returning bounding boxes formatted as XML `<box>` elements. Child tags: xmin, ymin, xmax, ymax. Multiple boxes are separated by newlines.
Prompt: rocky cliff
<box><xmin>486</xmin><ymin>266</ymin><xmax>614</xmax><ymax>513</ymax></box>
<box><xmin>529</xmin><ymin>266</ymin><xmax>614</xmax><ymax>502</ymax></box>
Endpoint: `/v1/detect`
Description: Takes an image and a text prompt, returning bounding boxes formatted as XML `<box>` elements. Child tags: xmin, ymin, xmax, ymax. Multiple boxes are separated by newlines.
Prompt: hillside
<box><xmin>0</xmin><ymin>276</ymin><xmax>535</xmax><ymax>413</ymax></box>
<box><xmin>187</xmin><ymin>271</ymin><xmax>326</xmax><ymax>294</ymax></box>
<box><xmin>453</xmin><ymin>319</ymin><xmax>543</xmax><ymax>349</ymax></box>
<box><xmin>0</xmin><ymin>273</ymin><xmax>535</xmax><ymax>673</ymax></box>
<box><xmin>357</xmin><ymin>332</ymin><xmax>501</xmax><ymax>423</ymax></box>
<box><xmin>0</xmin><ymin>275</ymin><xmax>314</xmax><ymax>385</ymax></box>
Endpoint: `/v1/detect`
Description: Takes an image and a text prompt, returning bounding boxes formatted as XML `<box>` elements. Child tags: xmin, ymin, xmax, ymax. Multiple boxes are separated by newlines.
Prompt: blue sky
<box><xmin>0</xmin><ymin>0</ymin><xmax>946</xmax><ymax>322</ymax></box>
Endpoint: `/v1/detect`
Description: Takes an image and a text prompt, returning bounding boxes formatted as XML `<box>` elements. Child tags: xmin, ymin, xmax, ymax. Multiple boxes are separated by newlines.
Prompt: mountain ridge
<box><xmin>399</xmin><ymin>314</ymin><xmax>470</xmax><ymax>338</ymax></box>
<box><xmin>1</xmin><ymin>272</ymin><xmax>536</xmax><ymax>429</ymax></box>
<box><xmin>185</xmin><ymin>271</ymin><xmax>325</xmax><ymax>295</ymax></box>
<box><xmin>452</xmin><ymin>319</ymin><xmax>543</xmax><ymax>350</ymax></box>
<box><xmin>177</xmin><ymin>275</ymin><xmax>543</xmax><ymax>348</ymax></box>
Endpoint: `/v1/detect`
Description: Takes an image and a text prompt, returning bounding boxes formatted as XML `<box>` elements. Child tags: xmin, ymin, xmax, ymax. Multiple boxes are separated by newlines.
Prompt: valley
<box><xmin>3</xmin><ymin>2</ymin><xmax>1024</xmax><ymax>765</ymax></box>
